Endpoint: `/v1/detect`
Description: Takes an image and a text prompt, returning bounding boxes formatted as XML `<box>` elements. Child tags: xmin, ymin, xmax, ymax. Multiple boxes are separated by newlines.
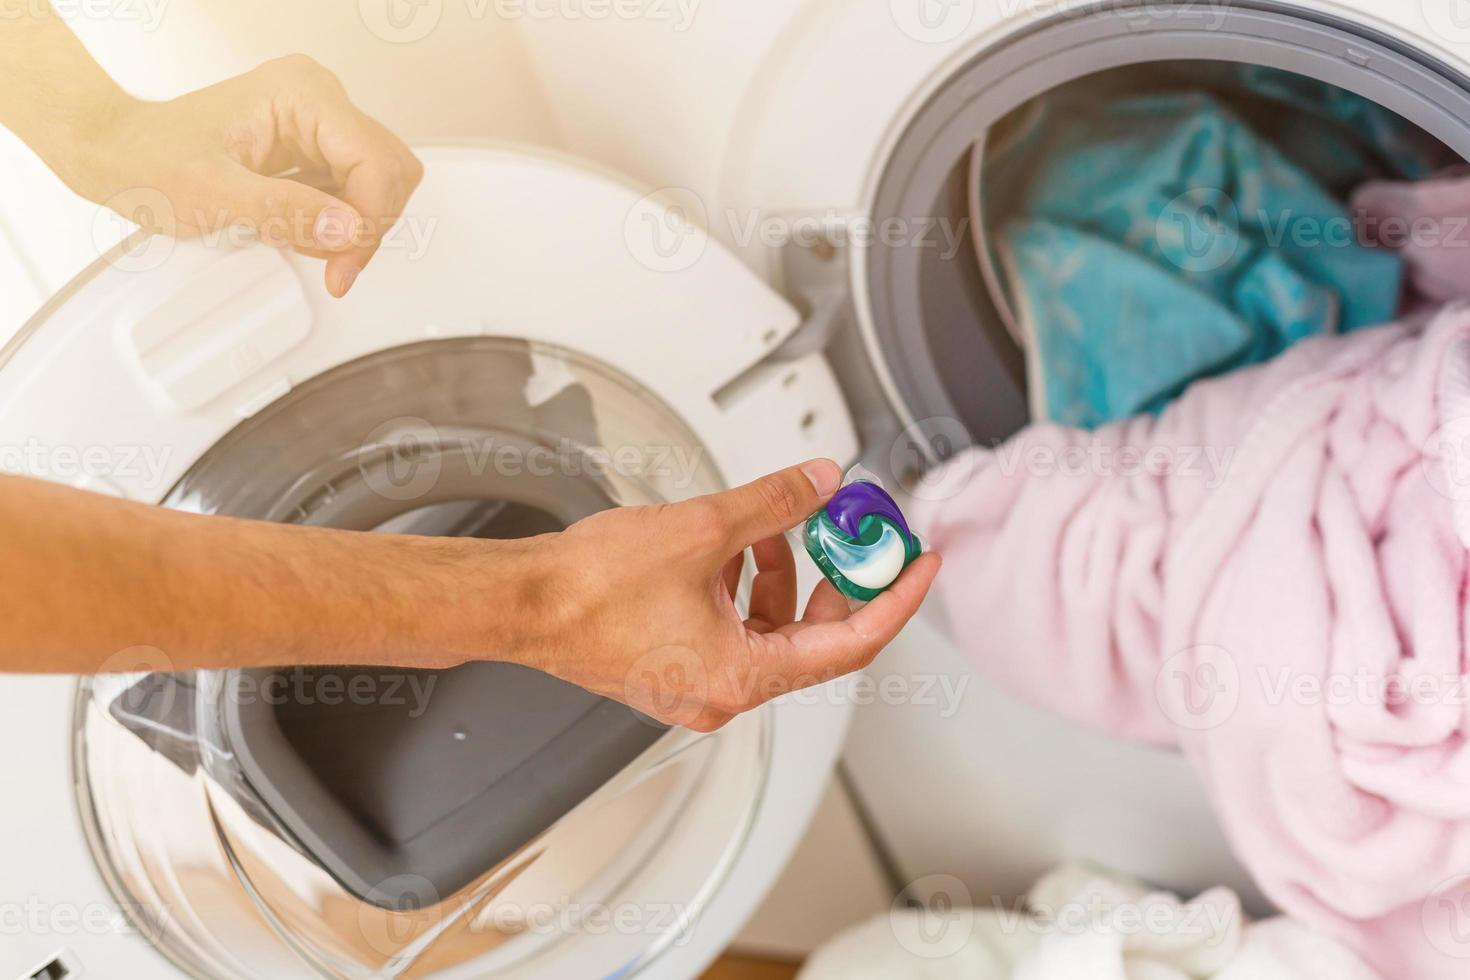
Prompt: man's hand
<box><xmin>0</xmin><ymin>5</ymin><xmax>420</xmax><ymax>298</ymax></box>
<box><xmin>526</xmin><ymin>459</ymin><xmax>942</xmax><ymax>731</ymax></box>
<box><xmin>80</xmin><ymin>55</ymin><xmax>423</xmax><ymax>298</ymax></box>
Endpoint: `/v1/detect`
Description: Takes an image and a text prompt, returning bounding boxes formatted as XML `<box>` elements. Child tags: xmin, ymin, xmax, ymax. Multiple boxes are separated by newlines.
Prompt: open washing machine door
<box><xmin>0</xmin><ymin>145</ymin><xmax>858</xmax><ymax>979</ymax></box>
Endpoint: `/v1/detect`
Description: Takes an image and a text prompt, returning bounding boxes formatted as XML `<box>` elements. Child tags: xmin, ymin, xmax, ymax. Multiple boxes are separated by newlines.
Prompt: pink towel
<box><xmin>917</xmin><ymin>304</ymin><xmax>1470</xmax><ymax>977</ymax></box>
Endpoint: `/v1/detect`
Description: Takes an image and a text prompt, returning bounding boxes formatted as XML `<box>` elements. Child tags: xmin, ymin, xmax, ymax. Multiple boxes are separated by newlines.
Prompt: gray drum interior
<box><xmin>134</xmin><ymin>338</ymin><xmax>674</xmax><ymax>910</ymax></box>
<box><xmin>865</xmin><ymin>0</ymin><xmax>1470</xmax><ymax>455</ymax></box>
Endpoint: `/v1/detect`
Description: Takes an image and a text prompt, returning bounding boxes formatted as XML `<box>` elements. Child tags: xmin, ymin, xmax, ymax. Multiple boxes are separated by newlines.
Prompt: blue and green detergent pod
<box><xmin>803</xmin><ymin>480</ymin><xmax>923</xmax><ymax>601</ymax></box>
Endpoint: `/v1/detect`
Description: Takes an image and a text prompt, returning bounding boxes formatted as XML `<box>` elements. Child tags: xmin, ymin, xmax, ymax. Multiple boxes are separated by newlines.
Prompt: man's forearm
<box><xmin>0</xmin><ymin>475</ymin><xmax>548</xmax><ymax>673</ymax></box>
<box><xmin>0</xmin><ymin>4</ymin><xmax>132</xmax><ymax>198</ymax></box>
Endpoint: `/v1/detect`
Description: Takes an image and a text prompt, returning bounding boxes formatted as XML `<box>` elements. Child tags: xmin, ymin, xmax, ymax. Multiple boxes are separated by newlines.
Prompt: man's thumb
<box><xmin>718</xmin><ymin>459</ymin><xmax>842</xmax><ymax>550</ymax></box>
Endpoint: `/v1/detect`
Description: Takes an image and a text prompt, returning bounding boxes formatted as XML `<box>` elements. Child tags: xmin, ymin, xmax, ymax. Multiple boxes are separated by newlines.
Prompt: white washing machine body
<box><xmin>0</xmin><ymin>145</ymin><xmax>859</xmax><ymax>979</ymax></box>
<box><xmin>516</xmin><ymin>0</ymin><xmax>1470</xmax><ymax>907</ymax></box>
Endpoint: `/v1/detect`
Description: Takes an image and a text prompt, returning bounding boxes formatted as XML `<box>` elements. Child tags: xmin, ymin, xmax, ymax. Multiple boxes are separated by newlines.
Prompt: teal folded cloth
<box><xmin>1182</xmin><ymin>63</ymin><xmax>1453</xmax><ymax>189</ymax></box>
<box><xmin>987</xmin><ymin>89</ymin><xmax>1406</xmax><ymax>428</ymax></box>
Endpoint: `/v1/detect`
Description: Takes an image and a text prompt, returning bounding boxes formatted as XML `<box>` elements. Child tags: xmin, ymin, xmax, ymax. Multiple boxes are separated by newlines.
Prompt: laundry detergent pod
<box><xmin>803</xmin><ymin>478</ymin><xmax>923</xmax><ymax>602</ymax></box>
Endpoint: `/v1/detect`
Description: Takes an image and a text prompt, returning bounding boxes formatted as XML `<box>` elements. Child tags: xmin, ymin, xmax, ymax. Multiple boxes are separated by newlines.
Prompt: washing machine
<box><xmin>514</xmin><ymin>0</ymin><xmax>1470</xmax><ymax>909</ymax></box>
<box><xmin>0</xmin><ymin>145</ymin><xmax>861</xmax><ymax>978</ymax></box>
<box><xmin>8</xmin><ymin>3</ymin><xmax>1469</xmax><ymax>975</ymax></box>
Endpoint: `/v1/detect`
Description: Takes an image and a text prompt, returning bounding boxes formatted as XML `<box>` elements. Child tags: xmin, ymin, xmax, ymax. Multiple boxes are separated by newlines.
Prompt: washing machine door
<box><xmin>0</xmin><ymin>146</ymin><xmax>856</xmax><ymax>979</ymax></box>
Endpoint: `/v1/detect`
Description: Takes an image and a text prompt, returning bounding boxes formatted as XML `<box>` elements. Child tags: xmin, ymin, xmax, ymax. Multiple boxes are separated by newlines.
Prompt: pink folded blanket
<box><xmin>917</xmin><ymin>304</ymin><xmax>1470</xmax><ymax>976</ymax></box>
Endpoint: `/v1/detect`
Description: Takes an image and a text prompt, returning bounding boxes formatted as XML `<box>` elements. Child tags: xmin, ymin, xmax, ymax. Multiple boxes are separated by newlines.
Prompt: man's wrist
<box><xmin>51</xmin><ymin>87</ymin><xmax>145</xmax><ymax>203</ymax></box>
<box><xmin>386</xmin><ymin>534</ymin><xmax>568</xmax><ymax>672</ymax></box>
<box><xmin>0</xmin><ymin>4</ymin><xmax>141</xmax><ymax>202</ymax></box>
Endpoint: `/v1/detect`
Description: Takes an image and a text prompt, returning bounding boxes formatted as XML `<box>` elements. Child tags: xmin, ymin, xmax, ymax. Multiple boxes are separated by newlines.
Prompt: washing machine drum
<box><xmin>71</xmin><ymin>336</ymin><xmax>769</xmax><ymax>976</ymax></box>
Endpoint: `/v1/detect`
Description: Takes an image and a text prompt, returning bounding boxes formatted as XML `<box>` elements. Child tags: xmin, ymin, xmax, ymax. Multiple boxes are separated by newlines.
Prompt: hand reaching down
<box><xmin>526</xmin><ymin>459</ymin><xmax>942</xmax><ymax>731</ymax></box>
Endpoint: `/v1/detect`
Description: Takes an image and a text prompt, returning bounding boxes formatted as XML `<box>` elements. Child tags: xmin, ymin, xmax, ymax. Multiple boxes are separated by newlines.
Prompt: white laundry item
<box><xmin>1214</xmin><ymin>919</ymin><xmax>1388</xmax><ymax>980</ymax></box>
<box><xmin>797</xmin><ymin>865</ymin><xmax>1381</xmax><ymax>980</ymax></box>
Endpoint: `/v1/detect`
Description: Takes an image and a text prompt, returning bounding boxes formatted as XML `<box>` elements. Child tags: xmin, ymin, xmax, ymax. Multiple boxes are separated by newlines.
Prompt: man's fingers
<box><xmin>720</xmin><ymin>552</ymin><xmax>744</xmax><ymax>603</ymax></box>
<box><xmin>844</xmin><ymin>552</ymin><xmax>942</xmax><ymax>651</ymax></box>
<box><xmin>746</xmin><ymin>535</ymin><xmax>797</xmax><ymax>630</ymax></box>
<box><xmin>683</xmin><ymin>706</ymin><xmax>735</xmax><ymax>733</ymax></box>
<box><xmin>714</xmin><ymin>459</ymin><xmax>841</xmax><ymax>554</ymax></box>
<box><xmin>205</xmin><ymin>170</ymin><xmax>361</xmax><ymax>252</ymax></box>
<box><xmin>786</xmin><ymin>552</ymin><xmax>941</xmax><ymax>677</ymax></box>
<box><xmin>316</xmin><ymin>113</ymin><xmax>424</xmax><ymax>296</ymax></box>
<box><xmin>801</xmin><ymin>579</ymin><xmax>850</xmax><ymax>624</ymax></box>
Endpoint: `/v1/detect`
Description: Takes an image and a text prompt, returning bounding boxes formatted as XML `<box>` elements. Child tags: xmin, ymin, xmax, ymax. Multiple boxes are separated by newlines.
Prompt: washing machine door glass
<box><xmin>70</xmin><ymin>337</ymin><xmax>770</xmax><ymax>978</ymax></box>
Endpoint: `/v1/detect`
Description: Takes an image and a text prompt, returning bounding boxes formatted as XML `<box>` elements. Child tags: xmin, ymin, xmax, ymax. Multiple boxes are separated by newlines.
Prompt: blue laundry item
<box><xmin>987</xmin><ymin>91</ymin><xmax>1404</xmax><ymax>428</ymax></box>
<box><xmin>1186</xmin><ymin>63</ymin><xmax>1453</xmax><ymax>186</ymax></box>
